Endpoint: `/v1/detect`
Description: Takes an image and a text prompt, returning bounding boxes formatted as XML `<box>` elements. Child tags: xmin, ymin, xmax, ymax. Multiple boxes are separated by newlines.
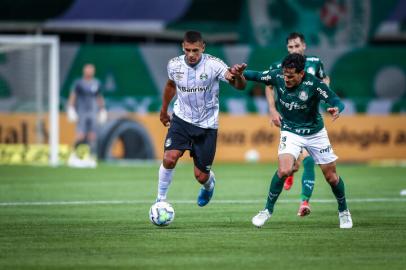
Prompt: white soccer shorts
<box><xmin>278</xmin><ymin>128</ymin><xmax>338</xmax><ymax>164</ymax></box>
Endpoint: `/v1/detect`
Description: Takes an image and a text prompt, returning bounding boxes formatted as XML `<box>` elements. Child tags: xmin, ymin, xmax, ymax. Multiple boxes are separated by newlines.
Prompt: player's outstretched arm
<box><xmin>226</xmin><ymin>63</ymin><xmax>247</xmax><ymax>90</ymax></box>
<box><xmin>160</xmin><ymin>79</ymin><xmax>176</xmax><ymax>127</ymax></box>
<box><xmin>265</xmin><ymin>85</ymin><xmax>281</xmax><ymax>127</ymax></box>
<box><xmin>317</xmin><ymin>82</ymin><xmax>345</xmax><ymax>122</ymax></box>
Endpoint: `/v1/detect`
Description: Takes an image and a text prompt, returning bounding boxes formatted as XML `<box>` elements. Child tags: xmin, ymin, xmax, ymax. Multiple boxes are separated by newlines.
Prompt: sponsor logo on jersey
<box><xmin>260</xmin><ymin>75</ymin><xmax>272</xmax><ymax>81</ymax></box>
<box><xmin>200</xmin><ymin>73</ymin><xmax>208</xmax><ymax>81</ymax></box>
<box><xmin>174</xmin><ymin>72</ymin><xmax>184</xmax><ymax>81</ymax></box>
<box><xmin>316</xmin><ymin>87</ymin><xmax>328</xmax><ymax>98</ymax></box>
<box><xmin>179</xmin><ymin>86</ymin><xmax>210</xmax><ymax>93</ymax></box>
<box><xmin>165</xmin><ymin>138</ymin><xmax>172</xmax><ymax>148</ymax></box>
<box><xmin>279</xmin><ymin>99</ymin><xmax>308</xmax><ymax>110</ymax></box>
<box><xmin>298</xmin><ymin>91</ymin><xmax>308</xmax><ymax>101</ymax></box>
<box><xmin>306</xmin><ymin>57</ymin><xmax>319</xmax><ymax>62</ymax></box>
<box><xmin>303</xmin><ymin>81</ymin><xmax>313</xmax><ymax>86</ymax></box>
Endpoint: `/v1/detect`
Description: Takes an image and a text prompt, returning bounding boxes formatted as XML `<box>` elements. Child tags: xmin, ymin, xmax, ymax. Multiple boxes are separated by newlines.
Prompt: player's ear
<box><xmin>201</xmin><ymin>42</ymin><xmax>206</xmax><ymax>52</ymax></box>
<box><xmin>181</xmin><ymin>42</ymin><xmax>185</xmax><ymax>53</ymax></box>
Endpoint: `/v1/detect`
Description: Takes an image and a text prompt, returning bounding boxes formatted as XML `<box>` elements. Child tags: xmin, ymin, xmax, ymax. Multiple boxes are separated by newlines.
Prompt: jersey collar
<box><xmin>184</xmin><ymin>54</ymin><xmax>204</xmax><ymax>69</ymax></box>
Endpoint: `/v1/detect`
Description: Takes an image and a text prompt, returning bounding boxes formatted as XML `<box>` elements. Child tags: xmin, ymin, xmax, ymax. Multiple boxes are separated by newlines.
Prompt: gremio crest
<box><xmin>298</xmin><ymin>91</ymin><xmax>308</xmax><ymax>101</ymax></box>
<box><xmin>200</xmin><ymin>73</ymin><xmax>208</xmax><ymax>81</ymax></box>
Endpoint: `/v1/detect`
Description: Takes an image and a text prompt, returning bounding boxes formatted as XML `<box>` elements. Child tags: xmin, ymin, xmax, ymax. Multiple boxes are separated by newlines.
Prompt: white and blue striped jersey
<box><xmin>167</xmin><ymin>53</ymin><xmax>229</xmax><ymax>129</ymax></box>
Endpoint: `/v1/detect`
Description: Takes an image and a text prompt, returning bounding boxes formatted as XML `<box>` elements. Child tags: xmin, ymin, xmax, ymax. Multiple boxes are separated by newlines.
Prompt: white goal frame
<box><xmin>0</xmin><ymin>35</ymin><xmax>60</xmax><ymax>166</ymax></box>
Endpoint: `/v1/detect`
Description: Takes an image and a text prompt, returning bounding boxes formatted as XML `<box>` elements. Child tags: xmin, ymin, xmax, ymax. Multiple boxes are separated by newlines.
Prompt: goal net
<box><xmin>0</xmin><ymin>35</ymin><xmax>60</xmax><ymax>166</ymax></box>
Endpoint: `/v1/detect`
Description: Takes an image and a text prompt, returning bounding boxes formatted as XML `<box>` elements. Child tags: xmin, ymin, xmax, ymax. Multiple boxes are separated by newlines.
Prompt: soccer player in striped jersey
<box><xmin>266</xmin><ymin>32</ymin><xmax>331</xmax><ymax>217</ymax></box>
<box><xmin>156</xmin><ymin>30</ymin><xmax>247</xmax><ymax>207</ymax></box>
<box><xmin>245</xmin><ymin>53</ymin><xmax>352</xmax><ymax>229</ymax></box>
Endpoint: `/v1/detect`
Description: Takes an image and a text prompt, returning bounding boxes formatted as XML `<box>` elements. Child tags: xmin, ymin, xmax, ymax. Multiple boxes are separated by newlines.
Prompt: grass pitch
<box><xmin>1</xmin><ymin>162</ymin><xmax>406</xmax><ymax>269</ymax></box>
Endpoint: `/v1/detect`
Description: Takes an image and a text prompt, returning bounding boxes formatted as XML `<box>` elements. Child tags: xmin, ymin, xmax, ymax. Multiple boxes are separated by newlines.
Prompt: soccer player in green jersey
<box><xmin>266</xmin><ymin>32</ymin><xmax>330</xmax><ymax>217</ymax></box>
<box><xmin>244</xmin><ymin>53</ymin><xmax>353</xmax><ymax>229</ymax></box>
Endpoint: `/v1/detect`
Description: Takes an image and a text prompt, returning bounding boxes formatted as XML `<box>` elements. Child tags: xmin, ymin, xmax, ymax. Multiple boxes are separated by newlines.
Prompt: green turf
<box><xmin>1</xmin><ymin>163</ymin><xmax>406</xmax><ymax>270</ymax></box>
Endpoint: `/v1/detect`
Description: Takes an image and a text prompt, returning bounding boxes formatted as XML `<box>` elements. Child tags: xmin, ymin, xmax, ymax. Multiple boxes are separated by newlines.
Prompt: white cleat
<box><xmin>252</xmin><ymin>209</ymin><xmax>271</xmax><ymax>228</ymax></box>
<box><xmin>339</xmin><ymin>209</ymin><xmax>353</xmax><ymax>229</ymax></box>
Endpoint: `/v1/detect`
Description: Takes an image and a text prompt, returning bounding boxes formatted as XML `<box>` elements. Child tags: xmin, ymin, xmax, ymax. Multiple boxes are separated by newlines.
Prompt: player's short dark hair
<box><xmin>286</xmin><ymin>32</ymin><xmax>305</xmax><ymax>44</ymax></box>
<box><xmin>184</xmin><ymin>31</ymin><xmax>203</xmax><ymax>43</ymax></box>
<box><xmin>282</xmin><ymin>53</ymin><xmax>305</xmax><ymax>73</ymax></box>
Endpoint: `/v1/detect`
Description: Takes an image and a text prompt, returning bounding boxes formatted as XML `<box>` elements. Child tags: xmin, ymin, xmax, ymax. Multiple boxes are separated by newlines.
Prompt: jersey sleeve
<box><xmin>269</xmin><ymin>61</ymin><xmax>281</xmax><ymax>71</ymax></box>
<box><xmin>167</xmin><ymin>61</ymin><xmax>175</xmax><ymax>81</ymax></box>
<box><xmin>316</xmin><ymin>82</ymin><xmax>345</xmax><ymax>113</ymax></box>
<box><xmin>70</xmin><ymin>79</ymin><xmax>79</xmax><ymax>94</ymax></box>
<box><xmin>210</xmin><ymin>57</ymin><xmax>229</xmax><ymax>83</ymax></box>
<box><xmin>243</xmin><ymin>69</ymin><xmax>277</xmax><ymax>86</ymax></box>
<box><xmin>316</xmin><ymin>61</ymin><xmax>327</xmax><ymax>79</ymax></box>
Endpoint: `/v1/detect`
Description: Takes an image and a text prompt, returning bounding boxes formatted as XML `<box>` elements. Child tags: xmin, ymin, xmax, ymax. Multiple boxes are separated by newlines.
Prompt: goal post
<box><xmin>0</xmin><ymin>35</ymin><xmax>60</xmax><ymax>166</ymax></box>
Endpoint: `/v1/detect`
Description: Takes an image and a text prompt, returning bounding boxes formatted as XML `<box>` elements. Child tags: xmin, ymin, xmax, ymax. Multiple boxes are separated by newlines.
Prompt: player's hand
<box><xmin>229</xmin><ymin>63</ymin><xmax>247</xmax><ymax>76</ymax></box>
<box><xmin>67</xmin><ymin>106</ymin><xmax>78</xmax><ymax>123</ymax></box>
<box><xmin>269</xmin><ymin>110</ymin><xmax>282</xmax><ymax>127</ymax></box>
<box><xmin>160</xmin><ymin>110</ymin><xmax>171</xmax><ymax>127</ymax></box>
<box><xmin>327</xmin><ymin>107</ymin><xmax>340</xmax><ymax>121</ymax></box>
<box><xmin>98</xmin><ymin>108</ymin><xmax>108</xmax><ymax>124</ymax></box>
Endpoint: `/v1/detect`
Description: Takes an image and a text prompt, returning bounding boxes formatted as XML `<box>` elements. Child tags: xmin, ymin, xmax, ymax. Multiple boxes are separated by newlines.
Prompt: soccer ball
<box><xmin>149</xmin><ymin>201</ymin><xmax>175</xmax><ymax>226</ymax></box>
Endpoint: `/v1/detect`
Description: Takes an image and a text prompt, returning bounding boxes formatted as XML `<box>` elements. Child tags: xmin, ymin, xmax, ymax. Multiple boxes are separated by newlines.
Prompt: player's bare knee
<box><xmin>278</xmin><ymin>168</ymin><xmax>293</xmax><ymax>178</ymax></box>
<box><xmin>163</xmin><ymin>154</ymin><xmax>178</xmax><ymax>169</ymax></box>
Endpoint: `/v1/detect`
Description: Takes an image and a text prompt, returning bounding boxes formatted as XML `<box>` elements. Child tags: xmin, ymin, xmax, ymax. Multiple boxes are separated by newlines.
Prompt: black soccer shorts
<box><xmin>164</xmin><ymin>114</ymin><xmax>217</xmax><ymax>174</ymax></box>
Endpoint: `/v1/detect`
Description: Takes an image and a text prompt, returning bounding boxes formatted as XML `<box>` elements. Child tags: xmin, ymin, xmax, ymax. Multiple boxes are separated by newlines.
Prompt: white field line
<box><xmin>0</xmin><ymin>198</ymin><xmax>406</xmax><ymax>207</ymax></box>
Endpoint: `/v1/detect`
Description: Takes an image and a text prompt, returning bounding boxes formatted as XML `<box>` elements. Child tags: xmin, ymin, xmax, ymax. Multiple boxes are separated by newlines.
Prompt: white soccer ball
<box><xmin>149</xmin><ymin>201</ymin><xmax>175</xmax><ymax>227</ymax></box>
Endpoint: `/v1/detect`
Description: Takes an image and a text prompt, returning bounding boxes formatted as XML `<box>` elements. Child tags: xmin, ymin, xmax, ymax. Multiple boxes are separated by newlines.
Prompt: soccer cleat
<box><xmin>197</xmin><ymin>179</ymin><xmax>215</xmax><ymax>207</ymax></box>
<box><xmin>252</xmin><ymin>209</ymin><xmax>272</xmax><ymax>228</ymax></box>
<box><xmin>339</xmin><ymin>209</ymin><xmax>353</xmax><ymax>229</ymax></box>
<box><xmin>297</xmin><ymin>201</ymin><xmax>311</xmax><ymax>217</ymax></box>
<box><xmin>283</xmin><ymin>175</ymin><xmax>294</xmax><ymax>190</ymax></box>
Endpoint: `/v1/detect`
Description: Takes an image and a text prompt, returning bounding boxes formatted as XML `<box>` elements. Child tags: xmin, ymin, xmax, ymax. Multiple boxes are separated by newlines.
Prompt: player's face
<box><xmin>83</xmin><ymin>64</ymin><xmax>95</xmax><ymax>79</ymax></box>
<box><xmin>287</xmin><ymin>38</ymin><xmax>306</xmax><ymax>55</ymax></box>
<box><xmin>183</xmin><ymin>41</ymin><xmax>205</xmax><ymax>66</ymax></box>
<box><xmin>283</xmin><ymin>67</ymin><xmax>304</xmax><ymax>88</ymax></box>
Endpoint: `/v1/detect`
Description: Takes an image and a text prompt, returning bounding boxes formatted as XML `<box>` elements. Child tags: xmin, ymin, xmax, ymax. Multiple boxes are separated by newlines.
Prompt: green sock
<box><xmin>265</xmin><ymin>171</ymin><xmax>285</xmax><ymax>213</ymax></box>
<box><xmin>330</xmin><ymin>176</ymin><xmax>348</xmax><ymax>212</ymax></box>
<box><xmin>301</xmin><ymin>156</ymin><xmax>315</xmax><ymax>202</ymax></box>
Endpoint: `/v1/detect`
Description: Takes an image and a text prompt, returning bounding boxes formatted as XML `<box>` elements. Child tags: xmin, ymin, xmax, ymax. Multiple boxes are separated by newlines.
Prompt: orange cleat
<box><xmin>283</xmin><ymin>175</ymin><xmax>294</xmax><ymax>190</ymax></box>
<box><xmin>297</xmin><ymin>201</ymin><xmax>311</xmax><ymax>217</ymax></box>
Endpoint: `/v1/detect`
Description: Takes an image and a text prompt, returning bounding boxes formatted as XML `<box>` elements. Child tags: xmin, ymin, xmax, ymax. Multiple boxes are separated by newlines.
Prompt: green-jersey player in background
<box><xmin>243</xmin><ymin>53</ymin><xmax>352</xmax><ymax>229</ymax></box>
<box><xmin>265</xmin><ymin>32</ymin><xmax>331</xmax><ymax>217</ymax></box>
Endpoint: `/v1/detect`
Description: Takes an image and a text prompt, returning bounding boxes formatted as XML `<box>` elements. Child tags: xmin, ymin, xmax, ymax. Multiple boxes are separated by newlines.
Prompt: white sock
<box><xmin>157</xmin><ymin>163</ymin><xmax>174</xmax><ymax>201</ymax></box>
<box><xmin>203</xmin><ymin>171</ymin><xmax>215</xmax><ymax>191</ymax></box>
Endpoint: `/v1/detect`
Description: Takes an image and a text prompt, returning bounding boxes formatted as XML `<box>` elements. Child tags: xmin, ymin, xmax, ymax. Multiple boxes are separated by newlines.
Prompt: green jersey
<box><xmin>269</xmin><ymin>55</ymin><xmax>327</xmax><ymax>80</ymax></box>
<box><xmin>243</xmin><ymin>69</ymin><xmax>344</xmax><ymax>135</ymax></box>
